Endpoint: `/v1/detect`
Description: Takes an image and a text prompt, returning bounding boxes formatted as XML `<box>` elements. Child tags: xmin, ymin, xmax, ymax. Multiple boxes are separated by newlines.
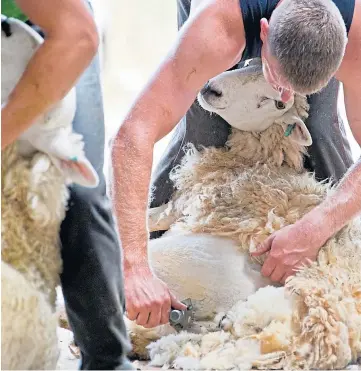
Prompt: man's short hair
<box><xmin>268</xmin><ymin>0</ymin><xmax>347</xmax><ymax>94</ymax></box>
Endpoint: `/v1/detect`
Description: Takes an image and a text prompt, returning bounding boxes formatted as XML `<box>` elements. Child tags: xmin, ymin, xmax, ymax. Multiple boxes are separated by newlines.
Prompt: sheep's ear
<box><xmin>281</xmin><ymin>116</ymin><xmax>312</xmax><ymax>146</ymax></box>
<box><xmin>52</xmin><ymin>155</ymin><xmax>99</xmax><ymax>188</ymax></box>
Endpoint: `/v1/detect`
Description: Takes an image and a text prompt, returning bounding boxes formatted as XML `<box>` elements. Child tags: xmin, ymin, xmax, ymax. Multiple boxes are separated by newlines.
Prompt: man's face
<box><xmin>260</xmin><ymin>19</ymin><xmax>294</xmax><ymax>103</ymax></box>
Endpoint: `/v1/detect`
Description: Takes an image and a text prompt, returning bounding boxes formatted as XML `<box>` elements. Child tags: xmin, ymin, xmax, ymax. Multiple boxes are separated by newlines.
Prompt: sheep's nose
<box><xmin>200</xmin><ymin>81</ymin><xmax>211</xmax><ymax>95</ymax></box>
<box><xmin>200</xmin><ymin>82</ymin><xmax>223</xmax><ymax>97</ymax></box>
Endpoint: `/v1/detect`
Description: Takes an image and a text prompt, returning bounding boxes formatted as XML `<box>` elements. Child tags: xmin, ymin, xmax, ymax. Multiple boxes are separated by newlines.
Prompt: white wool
<box><xmin>172</xmin><ymin>356</ymin><xmax>201</xmax><ymax>370</ymax></box>
<box><xmin>1</xmin><ymin>261</ymin><xmax>59</xmax><ymax>370</ymax></box>
<box><xmin>225</xmin><ymin>286</ymin><xmax>291</xmax><ymax>338</ymax></box>
<box><xmin>148</xmin><ymin>332</ymin><xmax>203</xmax><ymax>368</ymax></box>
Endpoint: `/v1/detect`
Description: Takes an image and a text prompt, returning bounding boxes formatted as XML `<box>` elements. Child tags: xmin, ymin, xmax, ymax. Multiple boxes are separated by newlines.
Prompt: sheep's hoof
<box><xmin>217</xmin><ymin>313</ymin><xmax>234</xmax><ymax>332</ymax></box>
<box><xmin>68</xmin><ymin>340</ymin><xmax>81</xmax><ymax>359</ymax></box>
<box><xmin>218</xmin><ymin>314</ymin><xmax>228</xmax><ymax>328</ymax></box>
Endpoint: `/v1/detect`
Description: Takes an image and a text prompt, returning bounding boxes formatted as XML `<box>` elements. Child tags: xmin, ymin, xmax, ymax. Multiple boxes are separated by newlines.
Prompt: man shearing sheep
<box><xmin>111</xmin><ymin>0</ymin><xmax>361</xmax><ymax>329</ymax></box>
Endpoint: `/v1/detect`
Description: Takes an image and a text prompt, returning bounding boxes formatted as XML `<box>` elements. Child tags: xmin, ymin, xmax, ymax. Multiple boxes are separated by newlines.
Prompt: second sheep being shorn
<box><xmin>126</xmin><ymin>59</ymin><xmax>361</xmax><ymax>370</ymax></box>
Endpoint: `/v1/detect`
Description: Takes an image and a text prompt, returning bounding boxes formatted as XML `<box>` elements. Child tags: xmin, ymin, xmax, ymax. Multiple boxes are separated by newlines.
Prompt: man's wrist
<box><xmin>297</xmin><ymin>206</ymin><xmax>336</xmax><ymax>249</ymax></box>
<box><xmin>123</xmin><ymin>250</ymin><xmax>151</xmax><ymax>276</ymax></box>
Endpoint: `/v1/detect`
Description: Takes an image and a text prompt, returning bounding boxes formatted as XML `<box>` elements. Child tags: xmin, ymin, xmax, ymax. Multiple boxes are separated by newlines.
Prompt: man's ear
<box><xmin>260</xmin><ymin>18</ymin><xmax>269</xmax><ymax>43</ymax></box>
<box><xmin>51</xmin><ymin>155</ymin><xmax>99</xmax><ymax>188</ymax></box>
<box><xmin>280</xmin><ymin>116</ymin><xmax>312</xmax><ymax>146</ymax></box>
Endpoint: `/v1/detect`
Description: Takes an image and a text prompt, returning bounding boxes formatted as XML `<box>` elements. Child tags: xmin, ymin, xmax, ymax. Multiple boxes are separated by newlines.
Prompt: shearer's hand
<box><xmin>124</xmin><ymin>266</ymin><xmax>187</xmax><ymax>328</ymax></box>
<box><xmin>251</xmin><ymin>222</ymin><xmax>324</xmax><ymax>284</ymax></box>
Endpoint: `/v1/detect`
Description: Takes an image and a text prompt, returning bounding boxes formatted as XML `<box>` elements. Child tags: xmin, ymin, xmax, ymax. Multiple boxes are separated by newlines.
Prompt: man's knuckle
<box><xmin>163</xmin><ymin>294</ymin><xmax>171</xmax><ymax>304</ymax></box>
<box><xmin>151</xmin><ymin>299</ymin><xmax>163</xmax><ymax>308</ymax></box>
<box><xmin>269</xmin><ymin>251</ymin><xmax>278</xmax><ymax>259</ymax></box>
<box><xmin>140</xmin><ymin>304</ymin><xmax>150</xmax><ymax>313</ymax></box>
<box><xmin>126</xmin><ymin>309</ymin><xmax>139</xmax><ymax>321</ymax></box>
<box><xmin>131</xmin><ymin>301</ymin><xmax>140</xmax><ymax>310</ymax></box>
<box><xmin>127</xmin><ymin>312</ymin><xmax>137</xmax><ymax>321</ymax></box>
<box><xmin>262</xmin><ymin>267</ymin><xmax>271</xmax><ymax>276</ymax></box>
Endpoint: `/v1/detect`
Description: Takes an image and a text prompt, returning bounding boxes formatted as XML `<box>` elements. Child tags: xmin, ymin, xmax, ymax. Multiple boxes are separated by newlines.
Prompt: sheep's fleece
<box><xmin>127</xmin><ymin>59</ymin><xmax>361</xmax><ymax>370</ymax></box>
<box><xmin>1</xmin><ymin>17</ymin><xmax>98</xmax><ymax>370</ymax></box>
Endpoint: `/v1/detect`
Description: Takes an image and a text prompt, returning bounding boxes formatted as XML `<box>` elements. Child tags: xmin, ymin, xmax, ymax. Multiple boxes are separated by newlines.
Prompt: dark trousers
<box><xmin>59</xmin><ymin>3</ymin><xmax>133</xmax><ymax>370</ymax></box>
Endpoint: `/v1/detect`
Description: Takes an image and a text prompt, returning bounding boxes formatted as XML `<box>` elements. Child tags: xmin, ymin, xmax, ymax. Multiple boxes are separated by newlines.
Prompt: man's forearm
<box><xmin>110</xmin><ymin>62</ymin><xmax>203</xmax><ymax>273</ymax></box>
<box><xmin>1</xmin><ymin>25</ymin><xmax>98</xmax><ymax>149</ymax></box>
<box><xmin>300</xmin><ymin>156</ymin><xmax>361</xmax><ymax>244</ymax></box>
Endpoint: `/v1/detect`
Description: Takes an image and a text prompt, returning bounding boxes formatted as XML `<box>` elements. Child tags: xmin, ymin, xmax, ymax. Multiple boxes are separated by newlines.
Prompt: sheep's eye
<box><xmin>275</xmin><ymin>100</ymin><xmax>286</xmax><ymax>110</ymax></box>
<box><xmin>257</xmin><ymin>97</ymin><xmax>269</xmax><ymax>108</ymax></box>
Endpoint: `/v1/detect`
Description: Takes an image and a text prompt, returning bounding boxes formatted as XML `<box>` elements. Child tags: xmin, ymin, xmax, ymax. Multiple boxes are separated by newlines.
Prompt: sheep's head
<box><xmin>197</xmin><ymin>58</ymin><xmax>312</xmax><ymax>147</ymax></box>
<box><xmin>1</xmin><ymin>16</ymin><xmax>99</xmax><ymax>189</ymax></box>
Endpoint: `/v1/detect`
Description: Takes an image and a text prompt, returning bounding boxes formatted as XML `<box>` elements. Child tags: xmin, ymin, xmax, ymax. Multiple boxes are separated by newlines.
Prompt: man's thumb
<box><xmin>251</xmin><ymin>236</ymin><xmax>273</xmax><ymax>256</ymax></box>
<box><xmin>170</xmin><ymin>292</ymin><xmax>187</xmax><ymax>310</ymax></box>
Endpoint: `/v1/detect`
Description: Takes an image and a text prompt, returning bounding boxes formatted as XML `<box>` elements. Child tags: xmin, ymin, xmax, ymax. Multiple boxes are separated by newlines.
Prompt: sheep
<box><xmin>1</xmin><ymin>17</ymin><xmax>99</xmax><ymax>370</ymax></box>
<box><xmin>127</xmin><ymin>58</ymin><xmax>361</xmax><ymax>370</ymax></box>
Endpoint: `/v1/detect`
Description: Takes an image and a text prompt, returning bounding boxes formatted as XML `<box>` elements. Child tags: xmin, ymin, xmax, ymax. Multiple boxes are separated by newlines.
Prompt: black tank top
<box><xmin>240</xmin><ymin>0</ymin><xmax>356</xmax><ymax>60</ymax></box>
<box><xmin>236</xmin><ymin>0</ymin><xmax>355</xmax><ymax>182</ymax></box>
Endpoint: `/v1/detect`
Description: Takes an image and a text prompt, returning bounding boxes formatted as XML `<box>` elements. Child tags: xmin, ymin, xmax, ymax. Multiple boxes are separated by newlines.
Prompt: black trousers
<box><xmin>58</xmin><ymin>3</ymin><xmax>133</xmax><ymax>370</ymax></box>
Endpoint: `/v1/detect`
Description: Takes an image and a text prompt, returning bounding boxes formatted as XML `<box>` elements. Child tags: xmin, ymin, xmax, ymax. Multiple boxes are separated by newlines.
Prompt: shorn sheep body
<box><xmin>1</xmin><ymin>17</ymin><xmax>98</xmax><ymax>369</ymax></box>
<box><xmin>127</xmin><ymin>59</ymin><xmax>361</xmax><ymax>369</ymax></box>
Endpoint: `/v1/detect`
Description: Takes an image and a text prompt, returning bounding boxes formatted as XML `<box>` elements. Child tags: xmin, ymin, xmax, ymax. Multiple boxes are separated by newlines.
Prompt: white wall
<box><xmin>91</xmin><ymin>0</ymin><xmax>178</xmax><ymax>179</ymax></box>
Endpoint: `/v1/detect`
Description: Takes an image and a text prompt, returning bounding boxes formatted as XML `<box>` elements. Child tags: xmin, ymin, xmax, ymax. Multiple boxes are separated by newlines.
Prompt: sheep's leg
<box><xmin>147</xmin><ymin>203</ymin><xmax>177</xmax><ymax>232</ymax></box>
<box><xmin>128</xmin><ymin>232</ymin><xmax>272</xmax><ymax>361</ymax></box>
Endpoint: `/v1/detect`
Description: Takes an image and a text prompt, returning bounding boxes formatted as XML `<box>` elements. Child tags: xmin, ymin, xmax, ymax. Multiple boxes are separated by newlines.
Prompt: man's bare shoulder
<box><xmin>336</xmin><ymin>0</ymin><xmax>361</xmax><ymax>82</ymax></box>
<box><xmin>14</xmin><ymin>0</ymin><xmax>97</xmax><ymax>36</ymax></box>
<box><xmin>188</xmin><ymin>0</ymin><xmax>246</xmax><ymax>58</ymax></box>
